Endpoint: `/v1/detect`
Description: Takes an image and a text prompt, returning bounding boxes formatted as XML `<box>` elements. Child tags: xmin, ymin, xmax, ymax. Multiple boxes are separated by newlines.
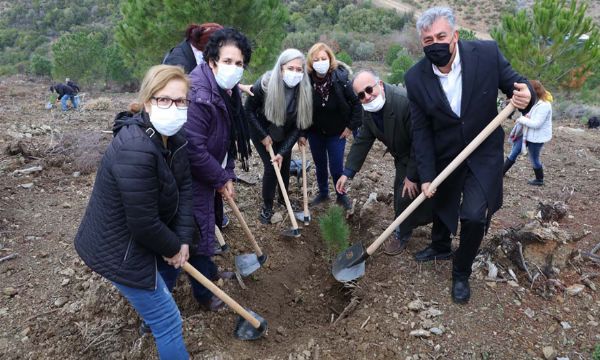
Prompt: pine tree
<box><xmin>115</xmin><ymin>0</ymin><xmax>288</xmax><ymax>79</ymax></box>
<box><xmin>491</xmin><ymin>0</ymin><xmax>600</xmax><ymax>89</ymax></box>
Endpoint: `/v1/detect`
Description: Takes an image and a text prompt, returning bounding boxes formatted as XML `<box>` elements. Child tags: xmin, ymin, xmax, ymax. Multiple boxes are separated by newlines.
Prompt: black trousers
<box><xmin>253</xmin><ymin>139</ymin><xmax>291</xmax><ymax>208</ymax></box>
<box><xmin>430</xmin><ymin>169</ymin><xmax>487</xmax><ymax>279</ymax></box>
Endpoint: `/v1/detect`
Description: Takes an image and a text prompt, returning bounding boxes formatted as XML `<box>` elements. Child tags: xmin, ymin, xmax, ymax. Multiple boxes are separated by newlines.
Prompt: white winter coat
<box><xmin>517</xmin><ymin>100</ymin><xmax>552</xmax><ymax>143</ymax></box>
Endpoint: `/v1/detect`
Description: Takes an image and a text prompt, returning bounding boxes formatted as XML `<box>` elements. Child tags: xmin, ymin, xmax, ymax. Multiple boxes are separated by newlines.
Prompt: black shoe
<box><xmin>452</xmin><ymin>278</ymin><xmax>471</xmax><ymax>304</ymax></box>
<box><xmin>336</xmin><ymin>194</ymin><xmax>352</xmax><ymax>211</ymax></box>
<box><xmin>502</xmin><ymin>157</ymin><xmax>515</xmax><ymax>175</ymax></box>
<box><xmin>259</xmin><ymin>205</ymin><xmax>273</xmax><ymax>224</ymax></box>
<box><xmin>222</xmin><ymin>214</ymin><xmax>230</xmax><ymax>228</ymax></box>
<box><xmin>527</xmin><ymin>167</ymin><xmax>544</xmax><ymax>186</ymax></box>
<box><xmin>414</xmin><ymin>246</ymin><xmax>453</xmax><ymax>262</ymax></box>
<box><xmin>310</xmin><ymin>193</ymin><xmax>329</xmax><ymax>206</ymax></box>
<box><xmin>139</xmin><ymin>322</ymin><xmax>151</xmax><ymax>336</ymax></box>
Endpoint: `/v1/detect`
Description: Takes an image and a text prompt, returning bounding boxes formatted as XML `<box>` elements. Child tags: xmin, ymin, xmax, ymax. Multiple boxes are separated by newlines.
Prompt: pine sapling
<box><xmin>318</xmin><ymin>206</ymin><xmax>350</xmax><ymax>259</ymax></box>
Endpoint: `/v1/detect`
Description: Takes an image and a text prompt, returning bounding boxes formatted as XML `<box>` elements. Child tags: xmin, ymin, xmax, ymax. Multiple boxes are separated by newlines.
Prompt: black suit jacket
<box><xmin>404</xmin><ymin>40</ymin><xmax>535</xmax><ymax>233</ymax></box>
<box><xmin>163</xmin><ymin>40</ymin><xmax>198</xmax><ymax>74</ymax></box>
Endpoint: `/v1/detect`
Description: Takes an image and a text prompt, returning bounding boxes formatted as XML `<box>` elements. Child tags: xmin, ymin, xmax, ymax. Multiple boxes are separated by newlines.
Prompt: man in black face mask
<box><xmin>404</xmin><ymin>7</ymin><xmax>536</xmax><ymax>304</ymax></box>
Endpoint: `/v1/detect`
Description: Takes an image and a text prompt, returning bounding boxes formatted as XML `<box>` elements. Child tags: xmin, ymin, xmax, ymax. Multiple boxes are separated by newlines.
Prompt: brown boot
<box><xmin>199</xmin><ymin>295</ymin><xmax>225</xmax><ymax>312</ymax></box>
<box><xmin>383</xmin><ymin>231</ymin><xmax>410</xmax><ymax>256</ymax></box>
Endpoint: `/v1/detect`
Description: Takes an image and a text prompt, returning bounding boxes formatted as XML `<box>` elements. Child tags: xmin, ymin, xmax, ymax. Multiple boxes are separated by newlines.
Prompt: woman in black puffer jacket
<box><xmin>74</xmin><ymin>65</ymin><xmax>193</xmax><ymax>360</ymax></box>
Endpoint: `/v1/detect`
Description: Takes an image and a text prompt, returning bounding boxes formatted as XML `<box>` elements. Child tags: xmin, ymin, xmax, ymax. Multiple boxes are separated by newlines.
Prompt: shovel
<box><xmin>294</xmin><ymin>145</ymin><xmax>311</xmax><ymax>226</ymax></box>
<box><xmin>267</xmin><ymin>145</ymin><xmax>301</xmax><ymax>238</ymax></box>
<box><xmin>215</xmin><ymin>225</ymin><xmax>230</xmax><ymax>253</ymax></box>
<box><xmin>332</xmin><ymin>104</ymin><xmax>516</xmax><ymax>282</ymax></box>
<box><xmin>182</xmin><ymin>262</ymin><xmax>267</xmax><ymax>340</ymax></box>
<box><xmin>225</xmin><ymin>197</ymin><xmax>268</xmax><ymax>277</ymax></box>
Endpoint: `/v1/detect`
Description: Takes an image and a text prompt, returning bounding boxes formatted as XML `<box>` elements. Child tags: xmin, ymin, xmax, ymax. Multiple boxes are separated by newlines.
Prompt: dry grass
<box><xmin>83</xmin><ymin>97</ymin><xmax>112</xmax><ymax>111</ymax></box>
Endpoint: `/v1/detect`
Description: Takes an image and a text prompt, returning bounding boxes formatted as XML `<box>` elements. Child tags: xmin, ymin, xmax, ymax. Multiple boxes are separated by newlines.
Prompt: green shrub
<box><xmin>387</xmin><ymin>49</ymin><xmax>415</xmax><ymax>85</ymax></box>
<box><xmin>458</xmin><ymin>28</ymin><xmax>478</xmax><ymax>41</ymax></box>
<box><xmin>336</xmin><ymin>51</ymin><xmax>352</xmax><ymax>66</ymax></box>
<box><xmin>385</xmin><ymin>44</ymin><xmax>403</xmax><ymax>66</ymax></box>
<box><xmin>593</xmin><ymin>344</ymin><xmax>600</xmax><ymax>360</ymax></box>
<box><xmin>319</xmin><ymin>206</ymin><xmax>350</xmax><ymax>259</ymax></box>
<box><xmin>29</xmin><ymin>55</ymin><xmax>52</xmax><ymax>76</ymax></box>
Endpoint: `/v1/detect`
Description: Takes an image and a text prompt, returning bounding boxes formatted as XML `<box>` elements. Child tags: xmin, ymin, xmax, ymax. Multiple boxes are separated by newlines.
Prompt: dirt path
<box><xmin>1</xmin><ymin>76</ymin><xmax>599</xmax><ymax>359</ymax></box>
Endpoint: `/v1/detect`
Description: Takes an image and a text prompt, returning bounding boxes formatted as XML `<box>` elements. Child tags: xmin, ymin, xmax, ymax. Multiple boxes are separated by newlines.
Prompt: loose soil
<box><xmin>1</xmin><ymin>76</ymin><xmax>599</xmax><ymax>360</ymax></box>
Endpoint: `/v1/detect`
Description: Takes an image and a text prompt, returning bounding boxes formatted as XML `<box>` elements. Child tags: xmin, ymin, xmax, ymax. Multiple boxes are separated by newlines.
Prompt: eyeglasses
<box><xmin>356</xmin><ymin>83</ymin><xmax>378</xmax><ymax>100</ymax></box>
<box><xmin>151</xmin><ymin>96</ymin><xmax>190</xmax><ymax>110</ymax></box>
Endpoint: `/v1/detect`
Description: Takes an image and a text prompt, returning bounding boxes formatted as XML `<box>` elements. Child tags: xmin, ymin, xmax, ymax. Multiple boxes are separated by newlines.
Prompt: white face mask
<box><xmin>283</xmin><ymin>70</ymin><xmax>303</xmax><ymax>88</ymax></box>
<box><xmin>148</xmin><ymin>104</ymin><xmax>187</xmax><ymax>136</ymax></box>
<box><xmin>215</xmin><ymin>63</ymin><xmax>244</xmax><ymax>90</ymax></box>
<box><xmin>362</xmin><ymin>92</ymin><xmax>385</xmax><ymax>113</ymax></box>
<box><xmin>312</xmin><ymin>60</ymin><xmax>330</xmax><ymax>76</ymax></box>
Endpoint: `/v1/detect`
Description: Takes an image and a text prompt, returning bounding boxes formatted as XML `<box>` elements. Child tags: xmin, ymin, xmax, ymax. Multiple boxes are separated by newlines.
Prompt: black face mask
<box><xmin>423</xmin><ymin>42</ymin><xmax>452</xmax><ymax>67</ymax></box>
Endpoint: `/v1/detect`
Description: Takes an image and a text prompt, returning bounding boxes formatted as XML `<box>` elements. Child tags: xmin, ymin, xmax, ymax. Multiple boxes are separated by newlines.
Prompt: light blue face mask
<box><xmin>215</xmin><ymin>63</ymin><xmax>244</xmax><ymax>90</ymax></box>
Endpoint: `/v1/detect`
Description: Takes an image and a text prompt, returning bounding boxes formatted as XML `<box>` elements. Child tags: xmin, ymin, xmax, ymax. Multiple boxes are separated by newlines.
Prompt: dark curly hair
<box><xmin>202</xmin><ymin>28</ymin><xmax>252</xmax><ymax>68</ymax></box>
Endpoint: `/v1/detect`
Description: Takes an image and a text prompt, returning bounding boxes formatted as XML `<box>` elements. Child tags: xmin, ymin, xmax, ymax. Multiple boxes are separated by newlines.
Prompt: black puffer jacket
<box><xmin>162</xmin><ymin>40</ymin><xmax>197</xmax><ymax>74</ymax></box>
<box><xmin>74</xmin><ymin>111</ymin><xmax>194</xmax><ymax>290</ymax></box>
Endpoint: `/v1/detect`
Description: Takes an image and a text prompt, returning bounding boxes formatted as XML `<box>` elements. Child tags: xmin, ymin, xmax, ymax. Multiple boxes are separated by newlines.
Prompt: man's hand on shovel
<box><xmin>164</xmin><ymin>244</ymin><xmax>189</xmax><ymax>269</ymax></box>
<box><xmin>421</xmin><ymin>182</ymin><xmax>437</xmax><ymax>198</ymax></box>
<box><xmin>271</xmin><ymin>153</ymin><xmax>283</xmax><ymax>169</ymax></box>
<box><xmin>336</xmin><ymin>175</ymin><xmax>348</xmax><ymax>194</ymax></box>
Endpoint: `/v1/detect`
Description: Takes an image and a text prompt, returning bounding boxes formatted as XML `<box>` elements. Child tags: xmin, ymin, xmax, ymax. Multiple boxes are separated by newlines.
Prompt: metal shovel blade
<box><xmin>294</xmin><ymin>211</ymin><xmax>311</xmax><ymax>225</ymax></box>
<box><xmin>234</xmin><ymin>309</ymin><xmax>268</xmax><ymax>340</ymax></box>
<box><xmin>235</xmin><ymin>254</ymin><xmax>261</xmax><ymax>277</ymax></box>
<box><xmin>281</xmin><ymin>227</ymin><xmax>301</xmax><ymax>238</ymax></box>
<box><xmin>331</xmin><ymin>243</ymin><xmax>367</xmax><ymax>282</ymax></box>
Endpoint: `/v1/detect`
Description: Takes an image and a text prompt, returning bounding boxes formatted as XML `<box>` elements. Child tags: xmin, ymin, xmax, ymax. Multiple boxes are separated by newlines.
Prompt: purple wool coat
<box><xmin>185</xmin><ymin>63</ymin><xmax>236</xmax><ymax>256</ymax></box>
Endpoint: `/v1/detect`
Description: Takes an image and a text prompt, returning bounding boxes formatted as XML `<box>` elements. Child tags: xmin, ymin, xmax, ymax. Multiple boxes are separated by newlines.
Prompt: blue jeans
<box><xmin>157</xmin><ymin>254</ymin><xmax>217</xmax><ymax>303</ymax></box>
<box><xmin>307</xmin><ymin>132</ymin><xmax>346</xmax><ymax>196</ymax></box>
<box><xmin>507</xmin><ymin>136</ymin><xmax>523</xmax><ymax>162</ymax></box>
<box><xmin>60</xmin><ymin>95</ymin><xmax>78</xmax><ymax>111</ymax></box>
<box><xmin>526</xmin><ymin>141</ymin><xmax>544</xmax><ymax>169</ymax></box>
<box><xmin>112</xmin><ymin>276</ymin><xmax>188</xmax><ymax>360</ymax></box>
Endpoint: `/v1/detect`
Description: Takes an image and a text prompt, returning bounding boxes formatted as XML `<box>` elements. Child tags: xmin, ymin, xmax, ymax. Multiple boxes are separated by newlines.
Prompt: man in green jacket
<box><xmin>336</xmin><ymin>70</ymin><xmax>432</xmax><ymax>255</ymax></box>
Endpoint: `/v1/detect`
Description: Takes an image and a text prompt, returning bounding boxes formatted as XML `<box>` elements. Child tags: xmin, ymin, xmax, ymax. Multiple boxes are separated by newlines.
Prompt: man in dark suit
<box><xmin>336</xmin><ymin>70</ymin><xmax>432</xmax><ymax>255</ymax></box>
<box><xmin>404</xmin><ymin>7</ymin><xmax>535</xmax><ymax>304</ymax></box>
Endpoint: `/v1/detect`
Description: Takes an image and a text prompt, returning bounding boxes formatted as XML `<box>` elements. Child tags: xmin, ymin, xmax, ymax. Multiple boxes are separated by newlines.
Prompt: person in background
<box><xmin>502</xmin><ymin>80</ymin><xmax>552</xmax><ymax>186</ymax></box>
<box><xmin>336</xmin><ymin>70</ymin><xmax>432</xmax><ymax>255</ymax></box>
<box><xmin>245</xmin><ymin>48</ymin><xmax>313</xmax><ymax>223</ymax></box>
<box><xmin>175</xmin><ymin>28</ymin><xmax>252</xmax><ymax>312</ymax></box>
<box><xmin>305</xmin><ymin>42</ymin><xmax>362</xmax><ymax>210</ymax></box>
<box><xmin>65</xmin><ymin>78</ymin><xmax>80</xmax><ymax>94</ymax></box>
<box><xmin>74</xmin><ymin>65</ymin><xmax>193</xmax><ymax>359</ymax></box>
<box><xmin>49</xmin><ymin>82</ymin><xmax>78</xmax><ymax>111</ymax></box>
<box><xmin>404</xmin><ymin>7</ymin><xmax>535</xmax><ymax>304</ymax></box>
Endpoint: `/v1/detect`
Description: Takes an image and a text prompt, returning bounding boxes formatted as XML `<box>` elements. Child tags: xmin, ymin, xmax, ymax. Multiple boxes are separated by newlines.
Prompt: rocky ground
<box><xmin>1</xmin><ymin>75</ymin><xmax>599</xmax><ymax>360</ymax></box>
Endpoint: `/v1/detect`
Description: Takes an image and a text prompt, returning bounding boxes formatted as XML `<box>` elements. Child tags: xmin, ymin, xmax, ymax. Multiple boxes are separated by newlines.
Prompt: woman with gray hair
<box><xmin>245</xmin><ymin>48</ymin><xmax>313</xmax><ymax>223</ymax></box>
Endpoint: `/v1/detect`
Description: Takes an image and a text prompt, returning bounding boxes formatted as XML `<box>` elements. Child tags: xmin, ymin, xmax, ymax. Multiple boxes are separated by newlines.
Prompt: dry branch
<box><xmin>332</xmin><ymin>297</ymin><xmax>360</xmax><ymax>326</ymax></box>
<box><xmin>0</xmin><ymin>253</ymin><xmax>18</xmax><ymax>263</ymax></box>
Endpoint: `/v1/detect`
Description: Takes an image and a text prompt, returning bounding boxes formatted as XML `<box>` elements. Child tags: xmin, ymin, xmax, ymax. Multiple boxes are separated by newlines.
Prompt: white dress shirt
<box><xmin>432</xmin><ymin>46</ymin><xmax>462</xmax><ymax>117</ymax></box>
<box><xmin>191</xmin><ymin>45</ymin><xmax>204</xmax><ymax>66</ymax></box>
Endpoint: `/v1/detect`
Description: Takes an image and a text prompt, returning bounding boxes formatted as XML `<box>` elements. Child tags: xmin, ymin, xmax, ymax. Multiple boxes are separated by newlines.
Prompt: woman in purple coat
<box><xmin>160</xmin><ymin>28</ymin><xmax>252</xmax><ymax>311</ymax></box>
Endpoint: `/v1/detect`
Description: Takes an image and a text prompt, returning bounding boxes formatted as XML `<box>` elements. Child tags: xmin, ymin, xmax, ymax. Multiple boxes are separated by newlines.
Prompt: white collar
<box><xmin>191</xmin><ymin>45</ymin><xmax>204</xmax><ymax>65</ymax></box>
<box><xmin>432</xmin><ymin>44</ymin><xmax>461</xmax><ymax>77</ymax></box>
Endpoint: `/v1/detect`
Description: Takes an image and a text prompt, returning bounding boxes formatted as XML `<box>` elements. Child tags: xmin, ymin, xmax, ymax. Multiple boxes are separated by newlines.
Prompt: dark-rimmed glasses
<box><xmin>151</xmin><ymin>96</ymin><xmax>190</xmax><ymax>110</ymax></box>
<box><xmin>356</xmin><ymin>83</ymin><xmax>378</xmax><ymax>100</ymax></box>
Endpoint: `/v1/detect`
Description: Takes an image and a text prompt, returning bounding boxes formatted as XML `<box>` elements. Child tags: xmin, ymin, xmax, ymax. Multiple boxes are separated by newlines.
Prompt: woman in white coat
<box><xmin>503</xmin><ymin>80</ymin><xmax>552</xmax><ymax>185</ymax></box>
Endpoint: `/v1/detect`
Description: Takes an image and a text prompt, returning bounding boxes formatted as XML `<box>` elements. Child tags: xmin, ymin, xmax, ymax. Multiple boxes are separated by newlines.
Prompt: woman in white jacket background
<box><xmin>503</xmin><ymin>80</ymin><xmax>552</xmax><ymax>185</ymax></box>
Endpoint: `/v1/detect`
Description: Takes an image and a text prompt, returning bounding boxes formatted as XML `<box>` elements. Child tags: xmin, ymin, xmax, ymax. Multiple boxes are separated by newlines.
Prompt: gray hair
<box><xmin>416</xmin><ymin>7</ymin><xmax>456</xmax><ymax>35</ymax></box>
<box><xmin>352</xmin><ymin>69</ymin><xmax>380</xmax><ymax>88</ymax></box>
<box><xmin>261</xmin><ymin>48</ymin><xmax>313</xmax><ymax>130</ymax></box>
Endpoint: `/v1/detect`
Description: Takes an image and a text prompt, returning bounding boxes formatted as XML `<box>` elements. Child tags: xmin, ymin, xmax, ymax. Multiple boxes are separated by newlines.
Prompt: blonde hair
<box><xmin>129</xmin><ymin>65</ymin><xmax>190</xmax><ymax>113</ymax></box>
<box><xmin>262</xmin><ymin>49</ymin><xmax>313</xmax><ymax>130</ymax></box>
<box><xmin>306</xmin><ymin>42</ymin><xmax>338</xmax><ymax>74</ymax></box>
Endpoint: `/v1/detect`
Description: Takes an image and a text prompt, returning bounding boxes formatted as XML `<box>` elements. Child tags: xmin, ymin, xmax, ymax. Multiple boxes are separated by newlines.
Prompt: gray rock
<box><xmin>409</xmin><ymin>329</ymin><xmax>431</xmax><ymax>338</ymax></box>
<box><xmin>271</xmin><ymin>211</ymin><xmax>283</xmax><ymax>224</ymax></box>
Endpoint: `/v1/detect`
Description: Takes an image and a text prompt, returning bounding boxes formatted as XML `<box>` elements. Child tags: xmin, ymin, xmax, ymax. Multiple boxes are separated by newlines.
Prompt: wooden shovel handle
<box><xmin>225</xmin><ymin>197</ymin><xmax>263</xmax><ymax>257</ymax></box>
<box><xmin>182</xmin><ymin>262</ymin><xmax>261</xmax><ymax>329</ymax></box>
<box><xmin>301</xmin><ymin>145</ymin><xmax>310</xmax><ymax>217</ymax></box>
<box><xmin>366</xmin><ymin>104</ymin><xmax>516</xmax><ymax>256</ymax></box>
<box><xmin>267</xmin><ymin>145</ymin><xmax>300</xmax><ymax>230</ymax></box>
<box><xmin>214</xmin><ymin>225</ymin><xmax>226</xmax><ymax>247</ymax></box>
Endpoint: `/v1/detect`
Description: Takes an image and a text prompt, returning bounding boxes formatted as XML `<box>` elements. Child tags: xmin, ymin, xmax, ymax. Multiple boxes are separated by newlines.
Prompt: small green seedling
<box><xmin>318</xmin><ymin>206</ymin><xmax>350</xmax><ymax>260</ymax></box>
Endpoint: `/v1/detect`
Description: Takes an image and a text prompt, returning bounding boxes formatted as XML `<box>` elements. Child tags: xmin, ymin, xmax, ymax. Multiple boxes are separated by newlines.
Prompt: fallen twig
<box><xmin>591</xmin><ymin>242</ymin><xmax>600</xmax><ymax>255</ymax></box>
<box><xmin>582</xmin><ymin>252</ymin><xmax>600</xmax><ymax>264</ymax></box>
<box><xmin>25</xmin><ymin>308</ymin><xmax>60</xmax><ymax>322</ymax></box>
<box><xmin>360</xmin><ymin>315</ymin><xmax>371</xmax><ymax>329</ymax></box>
<box><xmin>0</xmin><ymin>253</ymin><xmax>18</xmax><ymax>264</ymax></box>
<box><xmin>517</xmin><ymin>242</ymin><xmax>533</xmax><ymax>283</ymax></box>
<box><xmin>332</xmin><ymin>297</ymin><xmax>360</xmax><ymax>327</ymax></box>
<box><xmin>234</xmin><ymin>271</ymin><xmax>247</xmax><ymax>290</ymax></box>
